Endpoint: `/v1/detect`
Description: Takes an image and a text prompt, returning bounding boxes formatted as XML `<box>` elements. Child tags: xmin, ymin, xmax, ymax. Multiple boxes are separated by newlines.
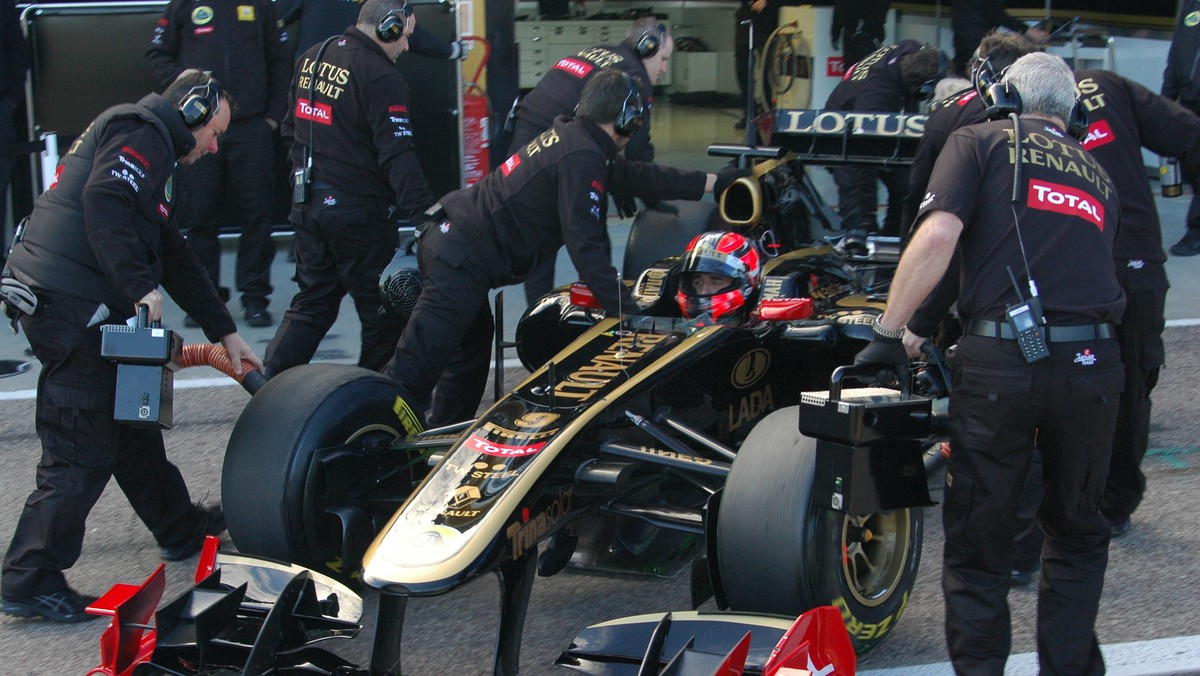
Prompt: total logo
<box><xmin>1082</xmin><ymin>120</ymin><xmax>1115</xmax><ymax>150</ymax></box>
<box><xmin>1027</xmin><ymin>179</ymin><xmax>1104</xmax><ymax>230</ymax></box>
<box><xmin>468</xmin><ymin>434</ymin><xmax>547</xmax><ymax>458</ymax></box>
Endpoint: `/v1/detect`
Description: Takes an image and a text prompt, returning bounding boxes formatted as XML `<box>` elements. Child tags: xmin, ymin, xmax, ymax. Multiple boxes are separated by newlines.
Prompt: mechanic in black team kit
<box><xmin>383</xmin><ymin>69</ymin><xmax>745</xmax><ymax>426</ymax></box>
<box><xmin>1</xmin><ymin>72</ymin><xmax>261</xmax><ymax>623</ymax></box>
<box><xmin>856</xmin><ymin>53</ymin><xmax>1123</xmax><ymax>674</ymax></box>
<box><xmin>263</xmin><ymin>0</ymin><xmax>435</xmax><ymax>379</ymax></box>
<box><xmin>824</xmin><ymin>39</ymin><xmax>947</xmax><ymax>236</ymax></box>
<box><xmin>905</xmin><ymin>61</ymin><xmax>1200</xmax><ymax>554</ymax></box>
<box><xmin>147</xmin><ymin>0</ymin><xmax>291</xmax><ymax>327</ymax></box>
<box><xmin>511</xmin><ymin>17</ymin><xmax>675</xmax><ymax>304</ymax></box>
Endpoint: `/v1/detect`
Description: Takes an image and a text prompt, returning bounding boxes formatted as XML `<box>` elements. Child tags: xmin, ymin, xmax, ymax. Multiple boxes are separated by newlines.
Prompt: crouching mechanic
<box><xmin>382</xmin><ymin>69</ymin><xmax>747</xmax><ymax>426</ymax></box>
<box><xmin>1</xmin><ymin>71</ymin><xmax>262</xmax><ymax>623</ymax></box>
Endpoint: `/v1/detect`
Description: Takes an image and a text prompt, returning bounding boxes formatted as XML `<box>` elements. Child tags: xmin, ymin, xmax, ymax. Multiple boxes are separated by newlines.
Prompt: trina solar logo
<box><xmin>1027</xmin><ymin>179</ymin><xmax>1104</xmax><ymax>230</ymax></box>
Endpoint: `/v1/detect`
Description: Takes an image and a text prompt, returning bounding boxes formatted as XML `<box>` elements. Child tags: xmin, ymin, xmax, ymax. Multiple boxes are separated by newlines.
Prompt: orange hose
<box><xmin>179</xmin><ymin>344</ymin><xmax>265</xmax><ymax>393</ymax></box>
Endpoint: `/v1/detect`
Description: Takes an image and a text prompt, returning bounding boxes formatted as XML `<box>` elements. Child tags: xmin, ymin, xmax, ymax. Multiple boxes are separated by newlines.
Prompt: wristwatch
<box><xmin>872</xmin><ymin>316</ymin><xmax>905</xmax><ymax>340</ymax></box>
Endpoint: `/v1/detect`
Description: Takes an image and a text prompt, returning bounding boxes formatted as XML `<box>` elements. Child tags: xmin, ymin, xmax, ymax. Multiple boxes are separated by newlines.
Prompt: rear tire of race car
<box><xmin>622</xmin><ymin>200</ymin><xmax>717</xmax><ymax>280</ymax></box>
<box><xmin>716</xmin><ymin>406</ymin><xmax>922</xmax><ymax>653</ymax></box>
<box><xmin>222</xmin><ymin>363</ymin><xmax>427</xmax><ymax>582</ymax></box>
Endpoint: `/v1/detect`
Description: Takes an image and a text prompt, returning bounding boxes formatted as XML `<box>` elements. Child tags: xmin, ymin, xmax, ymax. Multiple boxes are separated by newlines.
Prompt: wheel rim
<box><xmin>839</xmin><ymin>509</ymin><xmax>912</xmax><ymax>608</ymax></box>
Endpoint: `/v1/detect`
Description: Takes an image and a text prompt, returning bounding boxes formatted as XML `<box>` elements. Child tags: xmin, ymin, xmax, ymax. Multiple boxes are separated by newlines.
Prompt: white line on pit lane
<box><xmin>860</xmin><ymin>635</ymin><xmax>1200</xmax><ymax>675</ymax></box>
<box><xmin>0</xmin><ymin>358</ymin><xmax>532</xmax><ymax>401</ymax></box>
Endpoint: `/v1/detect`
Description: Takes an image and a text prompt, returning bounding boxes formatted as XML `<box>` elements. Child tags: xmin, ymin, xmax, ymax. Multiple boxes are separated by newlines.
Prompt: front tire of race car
<box><xmin>715</xmin><ymin>406</ymin><xmax>922</xmax><ymax>653</ymax></box>
<box><xmin>222</xmin><ymin>364</ymin><xmax>428</xmax><ymax>582</ymax></box>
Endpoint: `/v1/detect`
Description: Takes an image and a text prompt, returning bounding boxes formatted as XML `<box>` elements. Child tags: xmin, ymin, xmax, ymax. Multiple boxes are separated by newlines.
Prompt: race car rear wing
<box><xmin>767</xmin><ymin>109</ymin><xmax>928</xmax><ymax>167</ymax></box>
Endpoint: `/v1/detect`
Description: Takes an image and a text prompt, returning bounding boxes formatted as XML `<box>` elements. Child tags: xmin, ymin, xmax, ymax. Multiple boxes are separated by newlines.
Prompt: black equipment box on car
<box><xmin>100</xmin><ymin>306</ymin><xmax>182</xmax><ymax>429</ymax></box>
<box><xmin>799</xmin><ymin>365</ymin><xmax>935</xmax><ymax>514</ymax></box>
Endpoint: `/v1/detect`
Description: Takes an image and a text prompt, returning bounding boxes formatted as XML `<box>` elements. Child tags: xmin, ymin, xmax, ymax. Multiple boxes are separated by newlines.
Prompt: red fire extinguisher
<box><xmin>460</xmin><ymin>36</ymin><xmax>491</xmax><ymax>187</ymax></box>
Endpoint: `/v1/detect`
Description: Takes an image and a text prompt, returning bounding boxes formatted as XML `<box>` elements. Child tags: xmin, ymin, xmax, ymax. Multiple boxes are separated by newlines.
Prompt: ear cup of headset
<box><xmin>1066</xmin><ymin>99</ymin><xmax>1089</xmax><ymax>141</ymax></box>
<box><xmin>613</xmin><ymin>74</ymin><xmax>645</xmax><ymax>137</ymax></box>
<box><xmin>973</xmin><ymin>58</ymin><xmax>1022</xmax><ymax>120</ymax></box>
<box><xmin>179</xmin><ymin>80</ymin><xmax>222</xmax><ymax>129</ymax></box>
<box><xmin>376</xmin><ymin>5</ymin><xmax>412</xmax><ymax>42</ymax></box>
<box><xmin>634</xmin><ymin>23</ymin><xmax>666</xmax><ymax>59</ymax></box>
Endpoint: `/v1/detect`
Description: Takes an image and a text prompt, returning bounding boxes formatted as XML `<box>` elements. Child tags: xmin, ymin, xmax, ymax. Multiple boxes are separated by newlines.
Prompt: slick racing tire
<box><xmin>716</xmin><ymin>406</ymin><xmax>922</xmax><ymax>653</ymax></box>
<box><xmin>622</xmin><ymin>200</ymin><xmax>717</xmax><ymax>280</ymax></box>
<box><xmin>222</xmin><ymin>364</ymin><xmax>428</xmax><ymax>582</ymax></box>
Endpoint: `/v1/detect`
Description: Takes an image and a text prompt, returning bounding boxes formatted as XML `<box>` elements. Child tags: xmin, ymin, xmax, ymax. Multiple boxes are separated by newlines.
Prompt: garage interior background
<box><xmin>5</xmin><ymin>0</ymin><xmax>1182</xmax><ymax>252</ymax></box>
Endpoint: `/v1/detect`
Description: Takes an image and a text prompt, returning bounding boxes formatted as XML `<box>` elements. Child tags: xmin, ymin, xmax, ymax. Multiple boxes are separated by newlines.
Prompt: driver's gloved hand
<box><xmin>714</xmin><ymin>166</ymin><xmax>752</xmax><ymax>196</ymax></box>
<box><xmin>643</xmin><ymin>199</ymin><xmax>678</xmax><ymax>215</ymax></box>
<box><xmin>612</xmin><ymin>192</ymin><xmax>638</xmax><ymax>219</ymax></box>
<box><xmin>854</xmin><ymin>322</ymin><xmax>910</xmax><ymax>384</ymax></box>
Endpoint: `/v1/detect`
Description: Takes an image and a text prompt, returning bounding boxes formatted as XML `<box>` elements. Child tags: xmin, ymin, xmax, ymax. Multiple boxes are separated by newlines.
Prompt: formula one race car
<box><xmin>219</xmin><ymin>244</ymin><xmax>946</xmax><ymax>675</ymax></box>
<box><xmin>215</xmin><ymin>120</ymin><xmax>941</xmax><ymax>673</ymax></box>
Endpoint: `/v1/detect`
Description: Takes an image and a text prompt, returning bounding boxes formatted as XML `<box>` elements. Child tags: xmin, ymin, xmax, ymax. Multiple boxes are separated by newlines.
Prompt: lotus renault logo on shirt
<box><xmin>191</xmin><ymin>6</ymin><xmax>214</xmax><ymax>24</ymax></box>
<box><xmin>731</xmin><ymin>349</ymin><xmax>770</xmax><ymax>388</ymax></box>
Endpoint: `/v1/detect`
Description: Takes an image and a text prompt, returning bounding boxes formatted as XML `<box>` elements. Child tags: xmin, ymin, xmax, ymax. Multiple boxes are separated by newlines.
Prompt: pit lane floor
<box><xmin>0</xmin><ymin>102</ymin><xmax>1198</xmax><ymax>674</ymax></box>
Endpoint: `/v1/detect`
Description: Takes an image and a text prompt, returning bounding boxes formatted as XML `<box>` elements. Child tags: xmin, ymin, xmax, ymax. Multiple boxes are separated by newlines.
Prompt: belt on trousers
<box><xmin>964</xmin><ymin>318</ymin><xmax>1115</xmax><ymax>342</ymax></box>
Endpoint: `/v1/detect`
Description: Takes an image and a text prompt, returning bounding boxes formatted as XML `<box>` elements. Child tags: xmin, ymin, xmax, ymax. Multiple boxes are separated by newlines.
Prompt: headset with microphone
<box><xmin>376</xmin><ymin>0</ymin><xmax>414</xmax><ymax>43</ymax></box>
<box><xmin>178</xmin><ymin>77</ymin><xmax>223</xmax><ymax>129</ymax></box>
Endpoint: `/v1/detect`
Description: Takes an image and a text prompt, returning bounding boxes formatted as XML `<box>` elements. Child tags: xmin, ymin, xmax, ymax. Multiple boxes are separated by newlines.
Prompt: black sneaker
<box><xmin>1169</xmin><ymin>230</ymin><xmax>1200</xmax><ymax>256</ymax></box>
<box><xmin>161</xmin><ymin>504</ymin><xmax>226</xmax><ymax>561</ymax></box>
<box><xmin>2</xmin><ymin>588</ymin><xmax>100</xmax><ymax>623</ymax></box>
<box><xmin>244</xmin><ymin>305</ymin><xmax>273</xmax><ymax>328</ymax></box>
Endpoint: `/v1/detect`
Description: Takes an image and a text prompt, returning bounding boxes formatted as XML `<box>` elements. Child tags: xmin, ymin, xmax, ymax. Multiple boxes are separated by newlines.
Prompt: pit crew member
<box><xmin>146</xmin><ymin>0</ymin><xmax>291</xmax><ymax>327</ymax></box>
<box><xmin>906</xmin><ymin>68</ymin><xmax>1200</xmax><ymax>546</ymax></box>
<box><xmin>823</xmin><ymin>39</ymin><xmax>947</xmax><ymax>236</ymax></box>
<box><xmin>509</xmin><ymin>17</ymin><xmax>675</xmax><ymax>304</ymax></box>
<box><xmin>1</xmin><ymin>72</ymin><xmax>260</xmax><ymax>623</ymax></box>
<box><xmin>855</xmin><ymin>53</ymin><xmax>1124</xmax><ymax>674</ymax></box>
<box><xmin>382</xmin><ymin>69</ymin><xmax>745</xmax><ymax>426</ymax></box>
<box><xmin>264</xmin><ymin>0</ymin><xmax>435</xmax><ymax>378</ymax></box>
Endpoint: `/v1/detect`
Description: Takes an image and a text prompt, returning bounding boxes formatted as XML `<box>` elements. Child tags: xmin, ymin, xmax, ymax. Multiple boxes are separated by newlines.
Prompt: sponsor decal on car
<box><xmin>551</xmin><ymin>334</ymin><xmax>670</xmax><ymax>402</ymax></box>
<box><xmin>727</xmin><ymin>385</ymin><xmax>774</xmax><ymax>432</ymax></box>
<box><xmin>507</xmin><ymin>487</ymin><xmax>574</xmax><ymax>559</ymax></box>
<box><xmin>468</xmin><ymin>435</ymin><xmax>547</xmax><ymax>458</ymax></box>
<box><xmin>730</xmin><ymin>349</ymin><xmax>771</xmax><ymax>389</ymax></box>
<box><xmin>775</xmin><ymin>109</ymin><xmax>926</xmax><ymax>138</ymax></box>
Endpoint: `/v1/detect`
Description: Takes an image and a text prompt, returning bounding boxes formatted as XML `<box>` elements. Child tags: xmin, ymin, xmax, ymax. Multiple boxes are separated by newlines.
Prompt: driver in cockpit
<box><xmin>673</xmin><ymin>231</ymin><xmax>764</xmax><ymax>324</ymax></box>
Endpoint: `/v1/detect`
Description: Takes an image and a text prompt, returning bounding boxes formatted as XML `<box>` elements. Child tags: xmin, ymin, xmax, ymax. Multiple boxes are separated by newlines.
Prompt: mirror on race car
<box><xmin>757</xmin><ymin>297</ymin><xmax>814</xmax><ymax>321</ymax></box>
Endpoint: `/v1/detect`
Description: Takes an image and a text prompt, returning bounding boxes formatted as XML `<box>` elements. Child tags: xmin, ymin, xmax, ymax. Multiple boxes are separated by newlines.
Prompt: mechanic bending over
<box><xmin>855</xmin><ymin>53</ymin><xmax>1124</xmax><ymax>674</ymax></box>
<box><xmin>382</xmin><ymin>69</ymin><xmax>748</xmax><ymax>427</ymax></box>
<box><xmin>0</xmin><ymin>71</ymin><xmax>262</xmax><ymax>623</ymax></box>
<box><xmin>905</xmin><ymin>64</ymin><xmax>1200</xmax><ymax>551</ymax></box>
<box><xmin>824</xmin><ymin>39</ymin><xmax>947</xmax><ymax>237</ymax></box>
<box><xmin>263</xmin><ymin>0</ymin><xmax>436</xmax><ymax>380</ymax></box>
<box><xmin>508</xmin><ymin>17</ymin><xmax>675</xmax><ymax>305</ymax></box>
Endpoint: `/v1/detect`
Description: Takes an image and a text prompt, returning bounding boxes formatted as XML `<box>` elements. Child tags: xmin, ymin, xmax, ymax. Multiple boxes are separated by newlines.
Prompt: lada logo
<box><xmin>730</xmin><ymin>349</ymin><xmax>771</xmax><ymax>388</ymax></box>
